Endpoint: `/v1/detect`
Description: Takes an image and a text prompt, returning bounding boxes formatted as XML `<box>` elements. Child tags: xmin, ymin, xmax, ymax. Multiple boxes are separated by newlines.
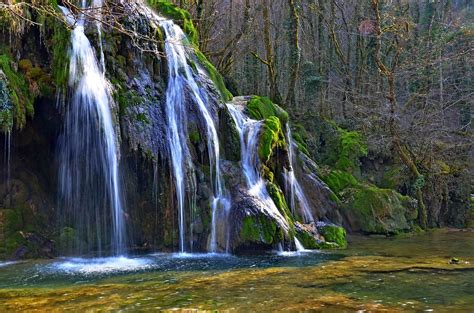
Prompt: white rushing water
<box><xmin>284</xmin><ymin>128</ymin><xmax>314</xmax><ymax>223</ymax></box>
<box><xmin>160</xmin><ymin>20</ymin><xmax>230</xmax><ymax>253</ymax></box>
<box><xmin>92</xmin><ymin>0</ymin><xmax>106</xmax><ymax>74</ymax></box>
<box><xmin>226</xmin><ymin>103</ymin><xmax>289</xmax><ymax>231</ymax></box>
<box><xmin>57</xmin><ymin>5</ymin><xmax>125</xmax><ymax>255</ymax></box>
<box><xmin>50</xmin><ymin>257</ymin><xmax>153</xmax><ymax>275</ymax></box>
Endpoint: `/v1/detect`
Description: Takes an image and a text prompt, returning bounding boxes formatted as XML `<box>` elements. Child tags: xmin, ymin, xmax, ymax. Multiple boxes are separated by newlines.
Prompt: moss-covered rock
<box><xmin>344</xmin><ymin>185</ymin><xmax>418</xmax><ymax>234</ymax></box>
<box><xmin>318</xmin><ymin>224</ymin><xmax>347</xmax><ymax>248</ymax></box>
<box><xmin>295</xmin><ymin>228</ymin><xmax>320</xmax><ymax>249</ymax></box>
<box><xmin>258</xmin><ymin>116</ymin><xmax>286</xmax><ymax>164</ymax></box>
<box><xmin>247</xmin><ymin>96</ymin><xmax>289</xmax><ymax>124</ymax></box>
<box><xmin>320</xmin><ymin>169</ymin><xmax>359</xmax><ymax>194</ymax></box>
<box><xmin>292</xmin><ymin>124</ymin><xmax>310</xmax><ymax>156</ymax></box>
<box><xmin>0</xmin><ymin>54</ymin><xmax>34</xmax><ymax>130</ymax></box>
<box><xmin>147</xmin><ymin>0</ymin><xmax>198</xmax><ymax>46</ymax></box>
<box><xmin>50</xmin><ymin>22</ymin><xmax>70</xmax><ymax>93</ymax></box>
<box><xmin>194</xmin><ymin>50</ymin><xmax>233</xmax><ymax>101</ymax></box>
<box><xmin>0</xmin><ymin>74</ymin><xmax>13</xmax><ymax>132</ymax></box>
<box><xmin>331</xmin><ymin>125</ymin><xmax>368</xmax><ymax>174</ymax></box>
<box><xmin>240</xmin><ymin>214</ymin><xmax>281</xmax><ymax>245</ymax></box>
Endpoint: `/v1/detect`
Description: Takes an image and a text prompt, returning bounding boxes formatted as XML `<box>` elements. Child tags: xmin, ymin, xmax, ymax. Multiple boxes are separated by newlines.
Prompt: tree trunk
<box><xmin>285</xmin><ymin>0</ymin><xmax>301</xmax><ymax>108</ymax></box>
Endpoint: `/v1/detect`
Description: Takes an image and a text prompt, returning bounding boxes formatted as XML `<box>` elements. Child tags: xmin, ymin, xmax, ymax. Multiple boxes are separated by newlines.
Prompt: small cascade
<box><xmin>57</xmin><ymin>5</ymin><xmax>125</xmax><ymax>255</ymax></box>
<box><xmin>226</xmin><ymin>103</ymin><xmax>289</xmax><ymax>231</ymax></box>
<box><xmin>284</xmin><ymin>128</ymin><xmax>314</xmax><ymax>224</ymax></box>
<box><xmin>159</xmin><ymin>20</ymin><xmax>230</xmax><ymax>253</ymax></box>
<box><xmin>92</xmin><ymin>0</ymin><xmax>106</xmax><ymax>74</ymax></box>
<box><xmin>294</xmin><ymin>238</ymin><xmax>306</xmax><ymax>252</ymax></box>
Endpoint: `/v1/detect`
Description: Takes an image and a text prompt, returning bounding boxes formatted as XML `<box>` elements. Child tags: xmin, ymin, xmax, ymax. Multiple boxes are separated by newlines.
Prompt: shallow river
<box><xmin>0</xmin><ymin>229</ymin><xmax>473</xmax><ymax>311</ymax></box>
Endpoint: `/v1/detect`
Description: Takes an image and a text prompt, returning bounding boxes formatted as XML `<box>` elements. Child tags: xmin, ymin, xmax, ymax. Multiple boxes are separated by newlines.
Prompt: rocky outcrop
<box><xmin>0</xmin><ymin>1</ymin><xmax>341</xmax><ymax>258</ymax></box>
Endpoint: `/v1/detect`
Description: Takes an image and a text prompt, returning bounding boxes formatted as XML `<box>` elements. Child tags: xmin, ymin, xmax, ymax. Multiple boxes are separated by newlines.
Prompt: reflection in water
<box><xmin>0</xmin><ymin>230</ymin><xmax>473</xmax><ymax>311</ymax></box>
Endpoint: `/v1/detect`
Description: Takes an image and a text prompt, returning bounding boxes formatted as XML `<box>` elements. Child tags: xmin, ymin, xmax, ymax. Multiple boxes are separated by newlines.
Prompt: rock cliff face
<box><xmin>0</xmin><ymin>1</ymin><xmax>345</xmax><ymax>258</ymax></box>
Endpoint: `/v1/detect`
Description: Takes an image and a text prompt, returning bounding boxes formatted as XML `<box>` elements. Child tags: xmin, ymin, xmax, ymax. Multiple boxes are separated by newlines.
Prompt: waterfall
<box><xmin>159</xmin><ymin>20</ymin><xmax>230</xmax><ymax>253</ymax></box>
<box><xmin>294</xmin><ymin>238</ymin><xmax>306</xmax><ymax>252</ymax></box>
<box><xmin>57</xmin><ymin>6</ymin><xmax>125</xmax><ymax>256</ymax></box>
<box><xmin>92</xmin><ymin>0</ymin><xmax>106</xmax><ymax>74</ymax></box>
<box><xmin>226</xmin><ymin>103</ymin><xmax>289</xmax><ymax>231</ymax></box>
<box><xmin>284</xmin><ymin>128</ymin><xmax>314</xmax><ymax>224</ymax></box>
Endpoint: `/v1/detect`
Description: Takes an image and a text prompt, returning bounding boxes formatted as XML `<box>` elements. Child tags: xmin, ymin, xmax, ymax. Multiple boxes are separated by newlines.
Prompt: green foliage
<box><xmin>0</xmin><ymin>54</ymin><xmax>34</xmax><ymax>130</ymax></box>
<box><xmin>247</xmin><ymin>96</ymin><xmax>289</xmax><ymax>124</ymax></box>
<box><xmin>318</xmin><ymin>224</ymin><xmax>347</xmax><ymax>248</ymax></box>
<box><xmin>194</xmin><ymin>50</ymin><xmax>233</xmax><ymax>101</ymax></box>
<box><xmin>413</xmin><ymin>174</ymin><xmax>425</xmax><ymax>190</ymax></box>
<box><xmin>147</xmin><ymin>0</ymin><xmax>198</xmax><ymax>45</ymax></box>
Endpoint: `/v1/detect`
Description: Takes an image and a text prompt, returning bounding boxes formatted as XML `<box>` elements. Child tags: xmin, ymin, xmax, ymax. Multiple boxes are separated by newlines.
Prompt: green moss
<box><xmin>318</xmin><ymin>224</ymin><xmax>347</xmax><ymax>248</ymax></box>
<box><xmin>318</xmin><ymin>121</ymin><xmax>368</xmax><ymax>175</ymax></box>
<box><xmin>266</xmin><ymin>182</ymin><xmax>295</xmax><ymax>239</ymax></box>
<box><xmin>136</xmin><ymin>113</ymin><xmax>150</xmax><ymax>124</ymax></box>
<box><xmin>334</xmin><ymin>127</ymin><xmax>368</xmax><ymax>172</ymax></box>
<box><xmin>49</xmin><ymin>18</ymin><xmax>70</xmax><ymax>94</ymax></box>
<box><xmin>189</xmin><ymin>129</ymin><xmax>201</xmax><ymax>144</ymax></box>
<box><xmin>258</xmin><ymin>116</ymin><xmax>286</xmax><ymax>163</ymax></box>
<box><xmin>295</xmin><ymin>230</ymin><xmax>319</xmax><ymax>249</ymax></box>
<box><xmin>116</xmin><ymin>89</ymin><xmax>141</xmax><ymax>113</ymax></box>
<box><xmin>247</xmin><ymin>96</ymin><xmax>289</xmax><ymax>124</ymax></box>
<box><xmin>194</xmin><ymin>50</ymin><xmax>233</xmax><ymax>101</ymax></box>
<box><xmin>321</xmin><ymin>170</ymin><xmax>359</xmax><ymax>194</ymax></box>
<box><xmin>0</xmin><ymin>54</ymin><xmax>34</xmax><ymax>130</ymax></box>
<box><xmin>292</xmin><ymin>126</ymin><xmax>310</xmax><ymax>156</ymax></box>
<box><xmin>0</xmin><ymin>79</ymin><xmax>13</xmax><ymax>132</ymax></box>
<box><xmin>147</xmin><ymin>1</ymin><xmax>232</xmax><ymax>101</ymax></box>
<box><xmin>345</xmin><ymin>185</ymin><xmax>417</xmax><ymax>234</ymax></box>
<box><xmin>147</xmin><ymin>0</ymin><xmax>198</xmax><ymax>46</ymax></box>
<box><xmin>240</xmin><ymin>215</ymin><xmax>280</xmax><ymax>245</ymax></box>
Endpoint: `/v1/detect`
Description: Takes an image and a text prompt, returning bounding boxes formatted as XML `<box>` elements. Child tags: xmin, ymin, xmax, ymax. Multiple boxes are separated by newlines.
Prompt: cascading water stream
<box><xmin>57</xmin><ymin>5</ymin><xmax>125</xmax><ymax>256</ymax></box>
<box><xmin>92</xmin><ymin>0</ymin><xmax>106</xmax><ymax>74</ymax></box>
<box><xmin>226</xmin><ymin>103</ymin><xmax>289</xmax><ymax>232</ymax></box>
<box><xmin>284</xmin><ymin>127</ymin><xmax>314</xmax><ymax>224</ymax></box>
<box><xmin>160</xmin><ymin>20</ymin><xmax>230</xmax><ymax>253</ymax></box>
